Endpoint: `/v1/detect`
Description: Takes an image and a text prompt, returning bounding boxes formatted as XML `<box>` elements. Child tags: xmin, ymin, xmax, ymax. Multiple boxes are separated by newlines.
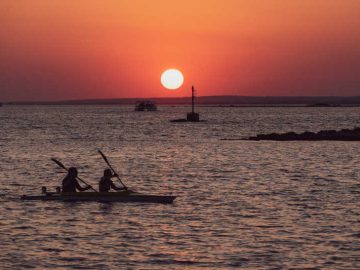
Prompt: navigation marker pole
<box><xmin>187</xmin><ymin>85</ymin><xmax>200</xmax><ymax>122</ymax></box>
<box><xmin>192</xmin><ymin>85</ymin><xmax>195</xmax><ymax>114</ymax></box>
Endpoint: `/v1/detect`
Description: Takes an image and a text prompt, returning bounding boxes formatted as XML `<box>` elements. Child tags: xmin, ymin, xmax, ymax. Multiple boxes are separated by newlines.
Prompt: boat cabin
<box><xmin>135</xmin><ymin>101</ymin><xmax>157</xmax><ymax>111</ymax></box>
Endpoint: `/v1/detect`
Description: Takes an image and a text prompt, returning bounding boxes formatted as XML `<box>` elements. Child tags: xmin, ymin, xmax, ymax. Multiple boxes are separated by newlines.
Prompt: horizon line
<box><xmin>4</xmin><ymin>94</ymin><xmax>360</xmax><ymax>104</ymax></box>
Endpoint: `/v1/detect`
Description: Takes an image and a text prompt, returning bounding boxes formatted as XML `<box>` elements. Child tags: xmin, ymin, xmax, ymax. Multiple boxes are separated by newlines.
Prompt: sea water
<box><xmin>0</xmin><ymin>105</ymin><xmax>359</xmax><ymax>269</ymax></box>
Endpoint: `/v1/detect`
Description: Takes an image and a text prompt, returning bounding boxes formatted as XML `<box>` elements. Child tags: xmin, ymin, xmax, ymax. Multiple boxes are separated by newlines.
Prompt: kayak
<box><xmin>21</xmin><ymin>191</ymin><xmax>176</xmax><ymax>204</ymax></box>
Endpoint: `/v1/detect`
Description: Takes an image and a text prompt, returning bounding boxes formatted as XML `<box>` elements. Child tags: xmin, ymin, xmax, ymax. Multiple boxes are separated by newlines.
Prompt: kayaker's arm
<box><xmin>75</xmin><ymin>180</ymin><xmax>92</xmax><ymax>192</ymax></box>
<box><xmin>110</xmin><ymin>180</ymin><xmax>126</xmax><ymax>191</ymax></box>
<box><xmin>110</xmin><ymin>174</ymin><xmax>127</xmax><ymax>190</ymax></box>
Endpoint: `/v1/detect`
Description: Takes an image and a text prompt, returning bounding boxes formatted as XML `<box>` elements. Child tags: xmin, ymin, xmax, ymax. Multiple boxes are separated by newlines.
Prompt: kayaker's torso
<box><xmin>62</xmin><ymin>176</ymin><xmax>78</xmax><ymax>192</ymax></box>
<box><xmin>99</xmin><ymin>177</ymin><xmax>121</xmax><ymax>192</ymax></box>
<box><xmin>62</xmin><ymin>176</ymin><xmax>88</xmax><ymax>192</ymax></box>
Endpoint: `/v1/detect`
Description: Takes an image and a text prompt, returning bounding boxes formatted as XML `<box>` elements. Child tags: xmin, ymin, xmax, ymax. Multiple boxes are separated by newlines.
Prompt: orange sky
<box><xmin>1</xmin><ymin>0</ymin><xmax>359</xmax><ymax>101</ymax></box>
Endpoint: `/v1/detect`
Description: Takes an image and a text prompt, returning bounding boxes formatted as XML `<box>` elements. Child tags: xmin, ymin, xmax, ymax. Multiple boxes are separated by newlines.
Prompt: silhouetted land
<box><xmin>4</xmin><ymin>96</ymin><xmax>360</xmax><ymax>106</ymax></box>
<box><xmin>246</xmin><ymin>127</ymin><xmax>360</xmax><ymax>141</ymax></box>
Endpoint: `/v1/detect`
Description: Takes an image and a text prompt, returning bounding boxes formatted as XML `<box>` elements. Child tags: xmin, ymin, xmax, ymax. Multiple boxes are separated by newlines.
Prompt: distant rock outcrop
<box><xmin>306</xmin><ymin>103</ymin><xmax>340</xmax><ymax>107</ymax></box>
<box><xmin>246</xmin><ymin>127</ymin><xmax>360</xmax><ymax>141</ymax></box>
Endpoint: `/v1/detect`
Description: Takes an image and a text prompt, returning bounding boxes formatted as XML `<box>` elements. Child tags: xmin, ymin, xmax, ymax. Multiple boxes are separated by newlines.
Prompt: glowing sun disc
<box><xmin>161</xmin><ymin>69</ymin><xmax>184</xmax><ymax>89</ymax></box>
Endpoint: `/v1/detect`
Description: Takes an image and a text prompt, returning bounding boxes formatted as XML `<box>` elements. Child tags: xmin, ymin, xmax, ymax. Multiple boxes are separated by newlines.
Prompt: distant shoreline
<box><xmin>3</xmin><ymin>103</ymin><xmax>360</xmax><ymax>107</ymax></box>
<box><xmin>3</xmin><ymin>96</ymin><xmax>360</xmax><ymax>106</ymax></box>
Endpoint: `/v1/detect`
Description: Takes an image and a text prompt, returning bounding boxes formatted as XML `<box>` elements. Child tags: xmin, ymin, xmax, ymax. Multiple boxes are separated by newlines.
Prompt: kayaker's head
<box><xmin>104</xmin><ymin>169</ymin><xmax>112</xmax><ymax>178</ymax></box>
<box><xmin>68</xmin><ymin>167</ymin><xmax>78</xmax><ymax>178</ymax></box>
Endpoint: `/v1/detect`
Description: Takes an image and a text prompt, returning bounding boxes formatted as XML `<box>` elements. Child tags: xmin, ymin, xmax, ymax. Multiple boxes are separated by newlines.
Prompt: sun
<box><xmin>161</xmin><ymin>69</ymin><xmax>184</xmax><ymax>89</ymax></box>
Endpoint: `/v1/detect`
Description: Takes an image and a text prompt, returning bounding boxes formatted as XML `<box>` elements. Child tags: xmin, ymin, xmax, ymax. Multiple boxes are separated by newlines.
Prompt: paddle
<box><xmin>98</xmin><ymin>150</ymin><xmax>128</xmax><ymax>190</ymax></box>
<box><xmin>51</xmin><ymin>158</ymin><xmax>97</xmax><ymax>192</ymax></box>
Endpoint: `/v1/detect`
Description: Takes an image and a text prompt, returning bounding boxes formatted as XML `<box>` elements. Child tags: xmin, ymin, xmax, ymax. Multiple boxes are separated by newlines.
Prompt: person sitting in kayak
<box><xmin>99</xmin><ymin>169</ymin><xmax>127</xmax><ymax>192</ymax></box>
<box><xmin>62</xmin><ymin>167</ymin><xmax>93</xmax><ymax>192</ymax></box>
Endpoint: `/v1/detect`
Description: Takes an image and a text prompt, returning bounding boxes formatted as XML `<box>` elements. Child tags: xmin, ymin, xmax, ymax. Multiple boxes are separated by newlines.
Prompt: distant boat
<box><xmin>135</xmin><ymin>101</ymin><xmax>157</xmax><ymax>111</ymax></box>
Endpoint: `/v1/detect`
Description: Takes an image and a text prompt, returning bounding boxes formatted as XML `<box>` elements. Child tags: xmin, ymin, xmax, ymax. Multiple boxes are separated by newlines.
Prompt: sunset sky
<box><xmin>1</xmin><ymin>0</ymin><xmax>359</xmax><ymax>101</ymax></box>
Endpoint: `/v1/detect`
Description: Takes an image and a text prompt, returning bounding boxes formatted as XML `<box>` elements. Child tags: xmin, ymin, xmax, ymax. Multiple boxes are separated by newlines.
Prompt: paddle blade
<box><xmin>98</xmin><ymin>150</ymin><xmax>109</xmax><ymax>164</ymax></box>
<box><xmin>51</xmin><ymin>158</ymin><xmax>67</xmax><ymax>170</ymax></box>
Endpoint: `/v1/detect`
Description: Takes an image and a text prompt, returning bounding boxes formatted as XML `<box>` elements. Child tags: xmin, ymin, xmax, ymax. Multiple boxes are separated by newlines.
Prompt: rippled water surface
<box><xmin>1</xmin><ymin>105</ymin><xmax>360</xmax><ymax>269</ymax></box>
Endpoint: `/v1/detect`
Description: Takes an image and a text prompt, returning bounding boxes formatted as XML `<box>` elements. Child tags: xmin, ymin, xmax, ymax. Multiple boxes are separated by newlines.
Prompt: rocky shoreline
<box><xmin>247</xmin><ymin>127</ymin><xmax>360</xmax><ymax>141</ymax></box>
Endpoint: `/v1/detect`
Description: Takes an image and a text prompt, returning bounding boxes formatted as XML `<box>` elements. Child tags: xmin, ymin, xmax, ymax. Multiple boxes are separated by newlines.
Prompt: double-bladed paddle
<box><xmin>51</xmin><ymin>158</ymin><xmax>97</xmax><ymax>192</ymax></box>
<box><xmin>98</xmin><ymin>150</ymin><xmax>128</xmax><ymax>190</ymax></box>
